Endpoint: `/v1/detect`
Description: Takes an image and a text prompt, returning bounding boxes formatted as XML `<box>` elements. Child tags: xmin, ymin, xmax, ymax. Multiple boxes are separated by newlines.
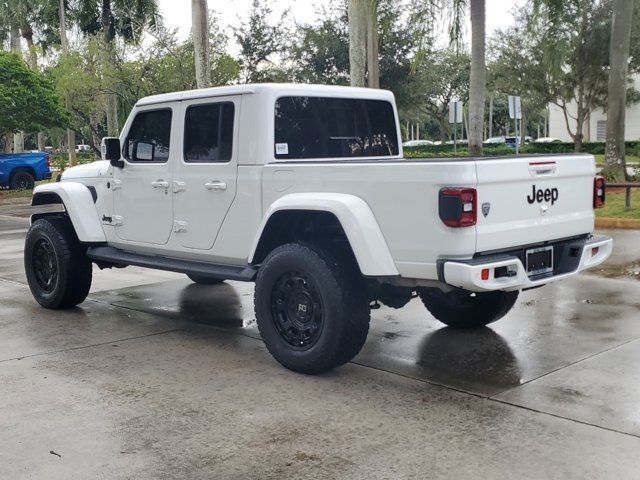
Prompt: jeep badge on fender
<box><xmin>527</xmin><ymin>185</ymin><xmax>559</xmax><ymax>205</ymax></box>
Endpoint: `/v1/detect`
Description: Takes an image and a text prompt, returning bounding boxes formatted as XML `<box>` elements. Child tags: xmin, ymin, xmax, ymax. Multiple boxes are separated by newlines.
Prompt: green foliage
<box><xmin>409</xmin><ymin>49</ymin><xmax>470</xmax><ymax>141</ymax></box>
<box><xmin>0</xmin><ymin>52</ymin><xmax>69</xmax><ymax>137</ymax></box>
<box><xmin>234</xmin><ymin>0</ymin><xmax>288</xmax><ymax>83</ymax></box>
<box><xmin>289</xmin><ymin>0</ymin><xmax>416</xmax><ymax>109</ymax></box>
<box><xmin>403</xmin><ymin>141</ymin><xmax>640</xmax><ymax>158</ymax></box>
<box><xmin>72</xmin><ymin>0</ymin><xmax>158</xmax><ymax>43</ymax></box>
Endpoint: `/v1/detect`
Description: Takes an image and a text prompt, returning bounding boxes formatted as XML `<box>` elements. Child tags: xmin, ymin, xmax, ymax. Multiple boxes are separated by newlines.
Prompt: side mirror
<box><xmin>101</xmin><ymin>137</ymin><xmax>123</xmax><ymax>168</ymax></box>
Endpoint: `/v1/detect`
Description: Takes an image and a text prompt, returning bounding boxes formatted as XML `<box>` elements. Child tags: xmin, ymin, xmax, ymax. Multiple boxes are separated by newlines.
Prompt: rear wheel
<box><xmin>419</xmin><ymin>288</ymin><xmax>519</xmax><ymax>329</ymax></box>
<box><xmin>24</xmin><ymin>217</ymin><xmax>92</xmax><ymax>309</ymax></box>
<box><xmin>10</xmin><ymin>170</ymin><xmax>34</xmax><ymax>190</ymax></box>
<box><xmin>186</xmin><ymin>274</ymin><xmax>224</xmax><ymax>285</ymax></box>
<box><xmin>254</xmin><ymin>243</ymin><xmax>370</xmax><ymax>374</ymax></box>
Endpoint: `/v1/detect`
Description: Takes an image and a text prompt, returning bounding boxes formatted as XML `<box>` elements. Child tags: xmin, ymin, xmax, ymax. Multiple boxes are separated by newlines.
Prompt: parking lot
<box><xmin>1</xmin><ymin>205</ymin><xmax>640</xmax><ymax>479</ymax></box>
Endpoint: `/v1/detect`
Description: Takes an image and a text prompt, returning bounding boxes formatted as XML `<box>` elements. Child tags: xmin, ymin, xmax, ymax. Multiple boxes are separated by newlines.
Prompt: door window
<box><xmin>124</xmin><ymin>109</ymin><xmax>172</xmax><ymax>163</ymax></box>
<box><xmin>184</xmin><ymin>103</ymin><xmax>235</xmax><ymax>163</ymax></box>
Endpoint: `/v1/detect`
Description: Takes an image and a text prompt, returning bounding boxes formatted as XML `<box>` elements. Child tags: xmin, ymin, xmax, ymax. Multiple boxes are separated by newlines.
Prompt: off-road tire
<box><xmin>187</xmin><ymin>274</ymin><xmax>224</xmax><ymax>285</ymax></box>
<box><xmin>419</xmin><ymin>288</ymin><xmax>519</xmax><ymax>329</ymax></box>
<box><xmin>24</xmin><ymin>216</ymin><xmax>92</xmax><ymax>309</ymax></box>
<box><xmin>10</xmin><ymin>170</ymin><xmax>35</xmax><ymax>190</ymax></box>
<box><xmin>254</xmin><ymin>243</ymin><xmax>370</xmax><ymax>374</ymax></box>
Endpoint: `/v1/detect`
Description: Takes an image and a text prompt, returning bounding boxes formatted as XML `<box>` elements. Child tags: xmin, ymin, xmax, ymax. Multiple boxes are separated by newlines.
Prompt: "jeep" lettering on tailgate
<box><xmin>527</xmin><ymin>185</ymin><xmax>558</xmax><ymax>205</ymax></box>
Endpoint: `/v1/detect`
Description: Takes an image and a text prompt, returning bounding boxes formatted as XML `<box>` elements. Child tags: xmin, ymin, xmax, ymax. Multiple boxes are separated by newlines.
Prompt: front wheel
<box><xmin>419</xmin><ymin>288</ymin><xmax>519</xmax><ymax>329</ymax></box>
<box><xmin>254</xmin><ymin>243</ymin><xmax>370</xmax><ymax>374</ymax></box>
<box><xmin>24</xmin><ymin>217</ymin><xmax>92</xmax><ymax>309</ymax></box>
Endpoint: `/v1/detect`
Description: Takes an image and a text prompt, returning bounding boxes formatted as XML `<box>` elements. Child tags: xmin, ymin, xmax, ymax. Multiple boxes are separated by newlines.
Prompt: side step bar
<box><xmin>86</xmin><ymin>245</ymin><xmax>257</xmax><ymax>282</ymax></box>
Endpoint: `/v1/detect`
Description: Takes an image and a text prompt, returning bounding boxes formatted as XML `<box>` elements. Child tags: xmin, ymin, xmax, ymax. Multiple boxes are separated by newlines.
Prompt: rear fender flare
<box><xmin>249</xmin><ymin>193</ymin><xmax>398</xmax><ymax>277</ymax></box>
<box><xmin>31</xmin><ymin>182</ymin><xmax>106</xmax><ymax>243</ymax></box>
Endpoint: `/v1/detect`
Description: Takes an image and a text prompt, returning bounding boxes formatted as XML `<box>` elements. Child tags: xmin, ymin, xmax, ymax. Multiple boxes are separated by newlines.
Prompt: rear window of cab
<box><xmin>274</xmin><ymin>96</ymin><xmax>399</xmax><ymax>160</ymax></box>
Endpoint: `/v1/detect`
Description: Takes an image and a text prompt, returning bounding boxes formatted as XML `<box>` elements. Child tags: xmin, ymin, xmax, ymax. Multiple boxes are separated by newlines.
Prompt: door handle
<box><xmin>204</xmin><ymin>181</ymin><xmax>227</xmax><ymax>191</ymax></box>
<box><xmin>151</xmin><ymin>180</ymin><xmax>170</xmax><ymax>189</ymax></box>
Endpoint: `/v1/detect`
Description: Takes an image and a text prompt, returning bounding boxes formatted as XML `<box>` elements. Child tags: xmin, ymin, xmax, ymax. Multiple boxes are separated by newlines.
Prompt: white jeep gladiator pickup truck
<box><xmin>25</xmin><ymin>83</ymin><xmax>612</xmax><ymax>374</ymax></box>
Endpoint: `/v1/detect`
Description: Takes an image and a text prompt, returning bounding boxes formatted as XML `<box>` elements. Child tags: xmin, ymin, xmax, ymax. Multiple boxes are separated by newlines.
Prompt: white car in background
<box><xmin>402</xmin><ymin>140</ymin><xmax>434</xmax><ymax>147</ymax></box>
<box><xmin>535</xmin><ymin>137</ymin><xmax>562</xmax><ymax>143</ymax></box>
<box><xmin>484</xmin><ymin>136</ymin><xmax>506</xmax><ymax>145</ymax></box>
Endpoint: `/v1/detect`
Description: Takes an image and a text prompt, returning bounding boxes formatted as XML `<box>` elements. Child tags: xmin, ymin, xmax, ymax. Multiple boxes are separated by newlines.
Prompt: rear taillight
<box><xmin>439</xmin><ymin>188</ymin><xmax>477</xmax><ymax>227</ymax></box>
<box><xmin>593</xmin><ymin>176</ymin><xmax>605</xmax><ymax>209</ymax></box>
<box><xmin>45</xmin><ymin>154</ymin><xmax>51</xmax><ymax>169</ymax></box>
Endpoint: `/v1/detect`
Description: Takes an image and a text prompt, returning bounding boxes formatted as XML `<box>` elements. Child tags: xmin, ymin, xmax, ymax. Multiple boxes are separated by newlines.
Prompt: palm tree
<box><xmin>410</xmin><ymin>0</ymin><xmax>486</xmax><ymax>154</ymax></box>
<box><xmin>73</xmin><ymin>0</ymin><xmax>158</xmax><ymax>135</ymax></box>
<box><xmin>467</xmin><ymin>0</ymin><xmax>485</xmax><ymax>156</ymax></box>
<box><xmin>191</xmin><ymin>0</ymin><xmax>210</xmax><ymax>88</ymax></box>
<box><xmin>604</xmin><ymin>0</ymin><xmax>635</xmax><ymax>181</ymax></box>
<box><xmin>59</xmin><ymin>0</ymin><xmax>76</xmax><ymax>166</ymax></box>
<box><xmin>348</xmin><ymin>0</ymin><xmax>379</xmax><ymax>88</ymax></box>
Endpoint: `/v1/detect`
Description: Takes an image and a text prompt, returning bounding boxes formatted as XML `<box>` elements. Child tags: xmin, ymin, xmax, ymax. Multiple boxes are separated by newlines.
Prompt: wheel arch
<box><xmin>249</xmin><ymin>193</ymin><xmax>398</xmax><ymax>277</ymax></box>
<box><xmin>31</xmin><ymin>182</ymin><xmax>106</xmax><ymax>243</ymax></box>
<box><xmin>10</xmin><ymin>166</ymin><xmax>36</xmax><ymax>180</ymax></box>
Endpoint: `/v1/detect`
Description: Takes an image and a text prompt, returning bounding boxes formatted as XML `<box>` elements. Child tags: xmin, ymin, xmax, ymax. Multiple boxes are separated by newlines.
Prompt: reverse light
<box><xmin>439</xmin><ymin>188</ymin><xmax>477</xmax><ymax>227</ymax></box>
<box><xmin>593</xmin><ymin>176</ymin><xmax>605</xmax><ymax>209</ymax></box>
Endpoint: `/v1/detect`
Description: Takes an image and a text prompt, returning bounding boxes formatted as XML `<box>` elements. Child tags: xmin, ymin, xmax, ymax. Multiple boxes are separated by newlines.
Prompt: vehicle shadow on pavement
<box><xmin>414</xmin><ymin>327</ymin><xmax>522</xmax><ymax>395</ymax></box>
<box><xmin>178</xmin><ymin>283</ymin><xmax>244</xmax><ymax>328</ymax></box>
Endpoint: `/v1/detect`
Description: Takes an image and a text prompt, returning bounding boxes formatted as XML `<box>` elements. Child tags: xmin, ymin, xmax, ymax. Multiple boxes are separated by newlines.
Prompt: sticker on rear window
<box><xmin>275</xmin><ymin>143</ymin><xmax>289</xmax><ymax>155</ymax></box>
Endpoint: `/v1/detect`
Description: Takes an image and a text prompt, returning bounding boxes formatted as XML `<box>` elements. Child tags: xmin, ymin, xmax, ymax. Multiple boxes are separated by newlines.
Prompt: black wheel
<box><xmin>24</xmin><ymin>217</ymin><xmax>92</xmax><ymax>309</ymax></box>
<box><xmin>419</xmin><ymin>288</ymin><xmax>519</xmax><ymax>329</ymax></box>
<box><xmin>254</xmin><ymin>243</ymin><xmax>370</xmax><ymax>374</ymax></box>
<box><xmin>10</xmin><ymin>170</ymin><xmax>35</xmax><ymax>190</ymax></box>
<box><xmin>187</xmin><ymin>274</ymin><xmax>224</xmax><ymax>285</ymax></box>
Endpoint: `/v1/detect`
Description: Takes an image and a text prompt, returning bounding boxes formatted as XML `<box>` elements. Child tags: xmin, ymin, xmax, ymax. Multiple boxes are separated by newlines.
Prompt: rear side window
<box><xmin>184</xmin><ymin>103</ymin><xmax>235</xmax><ymax>163</ymax></box>
<box><xmin>274</xmin><ymin>96</ymin><xmax>399</xmax><ymax>160</ymax></box>
<box><xmin>125</xmin><ymin>109</ymin><xmax>172</xmax><ymax>163</ymax></box>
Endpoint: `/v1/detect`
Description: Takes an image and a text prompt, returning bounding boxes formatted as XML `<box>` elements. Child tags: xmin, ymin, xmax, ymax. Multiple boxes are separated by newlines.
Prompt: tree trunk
<box><xmin>192</xmin><ymin>0</ymin><xmax>211</xmax><ymax>88</ymax></box>
<box><xmin>348</xmin><ymin>0</ymin><xmax>367</xmax><ymax>87</ymax></box>
<box><xmin>101</xmin><ymin>0</ymin><xmax>119</xmax><ymax>137</ymax></box>
<box><xmin>21</xmin><ymin>25</ymin><xmax>46</xmax><ymax>152</ymax></box>
<box><xmin>365</xmin><ymin>0</ymin><xmax>379</xmax><ymax>88</ymax></box>
<box><xmin>59</xmin><ymin>0</ymin><xmax>77</xmax><ymax>166</ymax></box>
<box><xmin>468</xmin><ymin>0</ymin><xmax>486</xmax><ymax>156</ymax></box>
<box><xmin>488</xmin><ymin>94</ymin><xmax>493</xmax><ymax>139</ymax></box>
<box><xmin>604</xmin><ymin>0</ymin><xmax>635</xmax><ymax>181</ymax></box>
<box><xmin>10</xmin><ymin>28</ymin><xmax>24</xmax><ymax>153</ymax></box>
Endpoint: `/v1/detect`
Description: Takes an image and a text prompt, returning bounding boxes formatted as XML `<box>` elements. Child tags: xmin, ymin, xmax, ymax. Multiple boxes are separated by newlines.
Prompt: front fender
<box><xmin>32</xmin><ymin>182</ymin><xmax>106</xmax><ymax>243</ymax></box>
<box><xmin>249</xmin><ymin>193</ymin><xmax>398</xmax><ymax>277</ymax></box>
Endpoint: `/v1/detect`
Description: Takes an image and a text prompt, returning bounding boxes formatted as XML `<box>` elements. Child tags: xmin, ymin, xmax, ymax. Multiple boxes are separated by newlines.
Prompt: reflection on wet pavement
<box><xmin>90</xmin><ymin>270</ymin><xmax>640</xmax><ymax>401</ymax></box>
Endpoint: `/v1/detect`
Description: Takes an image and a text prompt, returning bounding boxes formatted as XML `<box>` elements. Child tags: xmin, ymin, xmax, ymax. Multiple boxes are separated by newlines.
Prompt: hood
<box><xmin>61</xmin><ymin>160</ymin><xmax>110</xmax><ymax>180</ymax></box>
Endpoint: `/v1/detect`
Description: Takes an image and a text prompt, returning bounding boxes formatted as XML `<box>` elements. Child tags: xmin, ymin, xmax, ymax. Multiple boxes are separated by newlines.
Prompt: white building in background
<box><xmin>548</xmin><ymin>74</ymin><xmax>640</xmax><ymax>142</ymax></box>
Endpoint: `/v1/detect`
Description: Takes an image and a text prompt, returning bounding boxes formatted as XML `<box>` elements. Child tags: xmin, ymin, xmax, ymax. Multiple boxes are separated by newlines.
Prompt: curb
<box><xmin>0</xmin><ymin>197</ymin><xmax>31</xmax><ymax>206</ymax></box>
<box><xmin>595</xmin><ymin>217</ymin><xmax>640</xmax><ymax>229</ymax></box>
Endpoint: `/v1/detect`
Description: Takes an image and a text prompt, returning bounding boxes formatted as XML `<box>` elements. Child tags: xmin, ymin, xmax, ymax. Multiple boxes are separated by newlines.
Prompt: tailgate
<box><xmin>475</xmin><ymin>155</ymin><xmax>595</xmax><ymax>252</ymax></box>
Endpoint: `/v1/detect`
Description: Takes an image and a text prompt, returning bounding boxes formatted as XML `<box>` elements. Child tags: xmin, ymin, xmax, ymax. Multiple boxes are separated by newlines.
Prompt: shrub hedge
<box><xmin>403</xmin><ymin>141</ymin><xmax>640</xmax><ymax>159</ymax></box>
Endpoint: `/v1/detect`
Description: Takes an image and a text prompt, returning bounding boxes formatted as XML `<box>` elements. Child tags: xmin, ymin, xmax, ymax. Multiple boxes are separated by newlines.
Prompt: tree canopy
<box><xmin>0</xmin><ymin>51</ymin><xmax>68</xmax><ymax>137</ymax></box>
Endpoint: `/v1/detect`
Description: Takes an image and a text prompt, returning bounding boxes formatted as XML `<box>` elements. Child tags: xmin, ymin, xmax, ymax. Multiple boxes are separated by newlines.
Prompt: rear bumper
<box><xmin>441</xmin><ymin>234</ymin><xmax>613</xmax><ymax>292</ymax></box>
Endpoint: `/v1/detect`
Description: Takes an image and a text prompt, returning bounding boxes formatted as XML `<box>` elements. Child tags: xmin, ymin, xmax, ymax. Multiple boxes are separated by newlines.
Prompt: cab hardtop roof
<box><xmin>136</xmin><ymin>83</ymin><xmax>396</xmax><ymax>107</ymax></box>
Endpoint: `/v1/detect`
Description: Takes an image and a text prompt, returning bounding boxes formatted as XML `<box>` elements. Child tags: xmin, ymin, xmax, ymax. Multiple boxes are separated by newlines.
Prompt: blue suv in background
<box><xmin>0</xmin><ymin>152</ymin><xmax>52</xmax><ymax>190</ymax></box>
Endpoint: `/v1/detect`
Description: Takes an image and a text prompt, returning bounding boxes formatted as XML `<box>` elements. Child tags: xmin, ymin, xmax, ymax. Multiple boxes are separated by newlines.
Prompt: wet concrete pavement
<box><xmin>1</xmin><ymin>209</ymin><xmax>640</xmax><ymax>479</ymax></box>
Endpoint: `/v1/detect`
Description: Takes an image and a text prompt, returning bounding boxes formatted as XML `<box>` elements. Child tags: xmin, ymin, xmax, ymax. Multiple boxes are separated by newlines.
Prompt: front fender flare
<box><xmin>32</xmin><ymin>182</ymin><xmax>106</xmax><ymax>243</ymax></box>
<box><xmin>249</xmin><ymin>193</ymin><xmax>398</xmax><ymax>277</ymax></box>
